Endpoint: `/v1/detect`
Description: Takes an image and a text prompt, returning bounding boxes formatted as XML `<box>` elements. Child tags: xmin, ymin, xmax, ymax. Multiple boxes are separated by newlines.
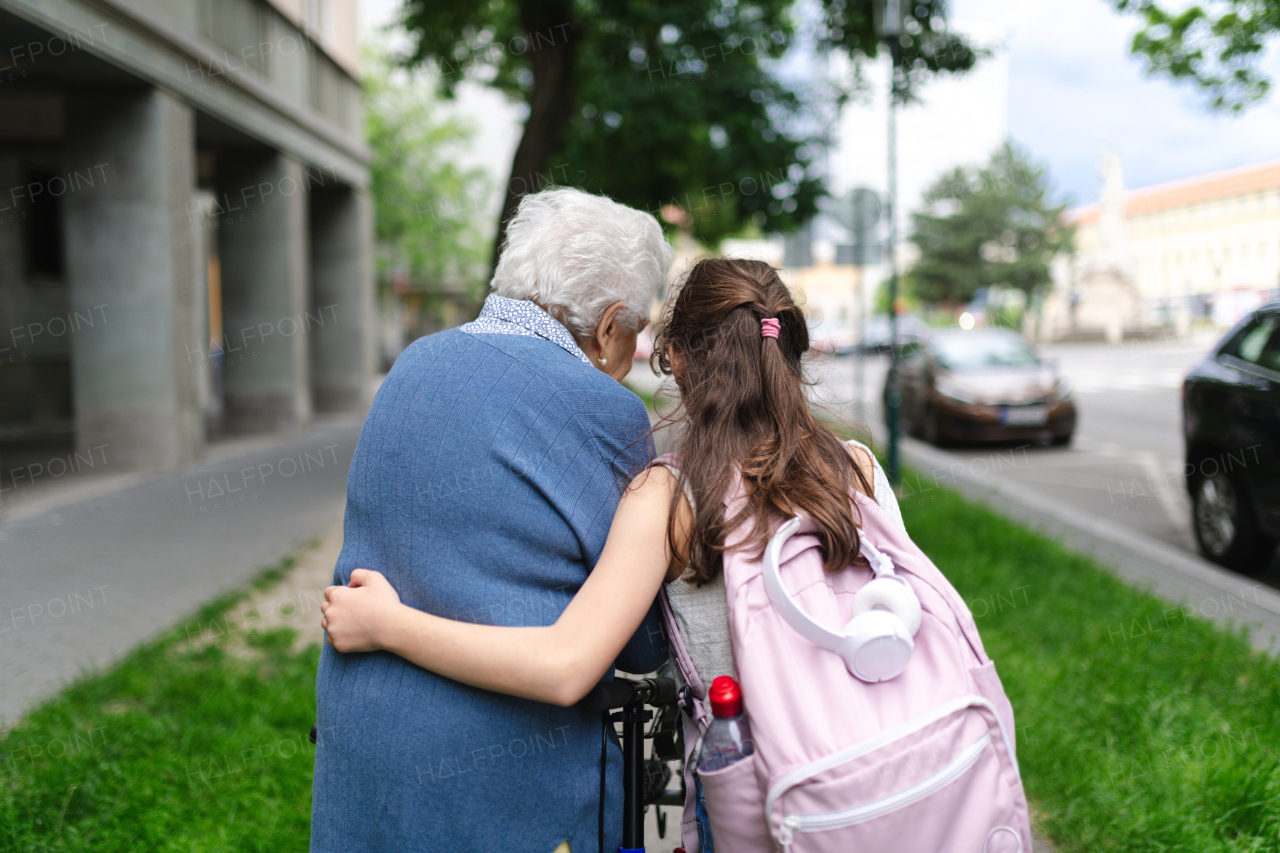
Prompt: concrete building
<box><xmin>0</xmin><ymin>0</ymin><xmax>373</xmax><ymax>485</ymax></box>
<box><xmin>1049</xmin><ymin>157</ymin><xmax>1280</xmax><ymax>340</ymax></box>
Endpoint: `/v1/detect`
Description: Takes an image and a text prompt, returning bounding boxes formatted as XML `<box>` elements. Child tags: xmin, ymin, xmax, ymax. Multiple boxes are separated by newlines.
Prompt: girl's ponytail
<box><xmin>651</xmin><ymin>259</ymin><xmax>874</xmax><ymax>585</ymax></box>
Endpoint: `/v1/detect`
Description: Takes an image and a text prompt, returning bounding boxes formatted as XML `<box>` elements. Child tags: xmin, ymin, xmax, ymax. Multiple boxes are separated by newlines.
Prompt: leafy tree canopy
<box><xmin>365</xmin><ymin>46</ymin><xmax>490</xmax><ymax>294</ymax></box>
<box><xmin>396</xmin><ymin>0</ymin><xmax>984</xmax><ymax>256</ymax></box>
<box><xmin>906</xmin><ymin>142</ymin><xmax>1073</xmax><ymax>306</ymax></box>
<box><xmin>1111</xmin><ymin>0</ymin><xmax>1280</xmax><ymax>110</ymax></box>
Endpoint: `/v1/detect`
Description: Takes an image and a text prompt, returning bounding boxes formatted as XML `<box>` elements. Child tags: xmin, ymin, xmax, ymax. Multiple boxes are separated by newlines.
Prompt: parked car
<box><xmin>885</xmin><ymin>328</ymin><xmax>1075</xmax><ymax>446</ymax></box>
<box><xmin>1183</xmin><ymin>303</ymin><xmax>1280</xmax><ymax>571</ymax></box>
<box><xmin>857</xmin><ymin>315</ymin><xmax>930</xmax><ymax>354</ymax></box>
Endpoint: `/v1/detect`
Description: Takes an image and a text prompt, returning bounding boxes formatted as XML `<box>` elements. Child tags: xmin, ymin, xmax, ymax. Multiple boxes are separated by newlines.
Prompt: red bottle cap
<box><xmin>708</xmin><ymin>675</ymin><xmax>743</xmax><ymax>718</ymax></box>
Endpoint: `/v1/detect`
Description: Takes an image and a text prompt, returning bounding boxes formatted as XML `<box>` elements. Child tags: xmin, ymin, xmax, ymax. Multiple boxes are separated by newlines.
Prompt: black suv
<box><xmin>1183</xmin><ymin>303</ymin><xmax>1280</xmax><ymax>571</ymax></box>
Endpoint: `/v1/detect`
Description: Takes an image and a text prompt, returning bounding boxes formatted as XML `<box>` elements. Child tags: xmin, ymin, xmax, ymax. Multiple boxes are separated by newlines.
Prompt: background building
<box><xmin>1049</xmin><ymin>156</ymin><xmax>1280</xmax><ymax>340</ymax></box>
<box><xmin>0</xmin><ymin>0</ymin><xmax>373</xmax><ymax>478</ymax></box>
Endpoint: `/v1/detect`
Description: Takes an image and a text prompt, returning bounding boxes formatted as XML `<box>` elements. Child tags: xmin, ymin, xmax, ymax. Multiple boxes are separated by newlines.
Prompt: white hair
<box><xmin>490</xmin><ymin>187</ymin><xmax>674</xmax><ymax>340</ymax></box>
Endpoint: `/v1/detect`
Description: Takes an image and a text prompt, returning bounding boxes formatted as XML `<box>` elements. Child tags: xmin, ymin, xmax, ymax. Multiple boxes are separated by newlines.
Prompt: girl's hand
<box><xmin>321</xmin><ymin>569</ymin><xmax>402</xmax><ymax>653</ymax></box>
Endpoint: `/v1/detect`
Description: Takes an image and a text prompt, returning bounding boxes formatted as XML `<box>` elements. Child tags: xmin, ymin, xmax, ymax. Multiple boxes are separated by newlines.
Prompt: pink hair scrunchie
<box><xmin>760</xmin><ymin>318</ymin><xmax>781</xmax><ymax>339</ymax></box>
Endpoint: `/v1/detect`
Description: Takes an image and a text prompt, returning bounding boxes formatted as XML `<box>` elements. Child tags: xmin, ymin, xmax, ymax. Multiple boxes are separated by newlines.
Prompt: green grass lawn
<box><xmin>4</xmin><ymin>477</ymin><xmax>1280</xmax><ymax>851</ymax></box>
<box><xmin>0</xmin><ymin>560</ymin><xmax>320</xmax><ymax>852</ymax></box>
<box><xmin>898</xmin><ymin>480</ymin><xmax>1280</xmax><ymax>852</ymax></box>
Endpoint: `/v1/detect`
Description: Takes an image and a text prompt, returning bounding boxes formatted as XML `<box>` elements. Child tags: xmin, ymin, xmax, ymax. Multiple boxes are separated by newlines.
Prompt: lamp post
<box><xmin>849</xmin><ymin>188</ymin><xmax>881</xmax><ymax>426</ymax></box>
<box><xmin>874</xmin><ymin>0</ymin><xmax>903</xmax><ymax>485</ymax></box>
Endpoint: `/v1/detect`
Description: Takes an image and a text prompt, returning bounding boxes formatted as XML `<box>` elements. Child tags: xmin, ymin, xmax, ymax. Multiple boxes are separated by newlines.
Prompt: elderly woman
<box><xmin>310</xmin><ymin>188</ymin><xmax>673</xmax><ymax>853</ymax></box>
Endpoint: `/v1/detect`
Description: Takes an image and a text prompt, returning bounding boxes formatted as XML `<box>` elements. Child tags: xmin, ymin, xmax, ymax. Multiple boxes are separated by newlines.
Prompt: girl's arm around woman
<box><xmin>320</xmin><ymin>466</ymin><xmax>680</xmax><ymax>708</ymax></box>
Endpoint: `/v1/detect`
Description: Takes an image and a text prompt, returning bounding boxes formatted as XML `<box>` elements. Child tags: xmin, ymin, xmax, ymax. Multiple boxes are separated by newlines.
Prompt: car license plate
<box><xmin>1000</xmin><ymin>404</ymin><xmax>1048</xmax><ymax>426</ymax></box>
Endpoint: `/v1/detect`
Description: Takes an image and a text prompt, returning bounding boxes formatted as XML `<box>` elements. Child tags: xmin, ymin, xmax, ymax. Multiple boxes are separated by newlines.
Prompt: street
<box><xmin>807</xmin><ymin>330</ymin><xmax>1280</xmax><ymax>576</ymax></box>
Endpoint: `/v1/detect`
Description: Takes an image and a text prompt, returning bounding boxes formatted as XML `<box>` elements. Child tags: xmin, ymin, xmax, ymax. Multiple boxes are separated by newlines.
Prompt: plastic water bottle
<box><xmin>697</xmin><ymin>676</ymin><xmax>755</xmax><ymax>773</ymax></box>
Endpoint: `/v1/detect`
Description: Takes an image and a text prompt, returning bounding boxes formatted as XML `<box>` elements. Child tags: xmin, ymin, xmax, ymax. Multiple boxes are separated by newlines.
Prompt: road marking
<box><xmin>1077</xmin><ymin>442</ymin><xmax>1190</xmax><ymax>529</ymax></box>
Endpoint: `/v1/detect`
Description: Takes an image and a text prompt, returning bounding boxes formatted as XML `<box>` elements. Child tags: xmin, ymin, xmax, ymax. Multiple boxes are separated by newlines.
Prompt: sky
<box><xmin>825</xmin><ymin>29</ymin><xmax>1008</xmax><ymax>236</ymax></box>
<box><xmin>357</xmin><ymin>0</ymin><xmax>1280</xmax><ymax>218</ymax></box>
<box><xmin>359</xmin><ymin>0</ymin><xmax>522</xmax><ymax>208</ymax></box>
<box><xmin>956</xmin><ymin>0</ymin><xmax>1280</xmax><ymax>207</ymax></box>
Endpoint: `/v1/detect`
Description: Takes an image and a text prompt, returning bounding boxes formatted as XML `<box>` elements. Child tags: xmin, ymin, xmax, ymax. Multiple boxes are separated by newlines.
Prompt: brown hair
<box><xmin>651</xmin><ymin>258</ymin><xmax>874</xmax><ymax>585</ymax></box>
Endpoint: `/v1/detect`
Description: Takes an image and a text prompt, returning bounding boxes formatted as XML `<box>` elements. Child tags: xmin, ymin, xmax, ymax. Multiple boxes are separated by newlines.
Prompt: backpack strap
<box><xmin>650</xmin><ymin>454</ymin><xmax>709</xmax><ymax>853</ymax></box>
<box><xmin>658</xmin><ymin>589</ymin><xmax>710</xmax><ymax>724</ymax></box>
<box><xmin>719</xmin><ymin>474</ymin><xmax>991</xmax><ymax>666</ymax></box>
<box><xmin>853</xmin><ymin>491</ymin><xmax>991</xmax><ymax>665</ymax></box>
<box><xmin>658</xmin><ymin>589</ymin><xmax>708</xmax><ymax>853</ymax></box>
<box><xmin>647</xmin><ymin>453</ymin><xmax>711</xmax><ymax>720</ymax></box>
<box><xmin>651</xmin><ymin>451</ymin><xmax>682</xmax><ymax>470</ymax></box>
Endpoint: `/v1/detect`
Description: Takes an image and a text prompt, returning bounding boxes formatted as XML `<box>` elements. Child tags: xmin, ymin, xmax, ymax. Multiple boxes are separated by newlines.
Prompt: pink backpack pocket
<box><xmin>766</xmin><ymin>696</ymin><xmax>1025</xmax><ymax>852</ymax></box>
<box><xmin>698</xmin><ymin>750</ymin><xmax>771</xmax><ymax>850</ymax></box>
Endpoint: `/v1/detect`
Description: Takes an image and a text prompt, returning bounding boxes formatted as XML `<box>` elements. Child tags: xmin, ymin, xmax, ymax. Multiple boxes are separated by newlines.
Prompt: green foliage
<box><xmin>0</xmin><ymin>559</ymin><xmax>318</xmax><ymax>852</ymax></box>
<box><xmin>984</xmin><ymin>287</ymin><xmax>1027</xmax><ymax>330</ymax></box>
<box><xmin>397</xmin><ymin>0</ymin><xmax>985</xmax><ymax>246</ymax></box>
<box><xmin>365</xmin><ymin>45</ymin><xmax>490</xmax><ymax>293</ymax></box>
<box><xmin>900</xmin><ymin>476</ymin><xmax>1280</xmax><ymax>852</ymax></box>
<box><xmin>813</xmin><ymin>0</ymin><xmax>988</xmax><ymax>103</ymax></box>
<box><xmin>554</xmin><ymin>6</ymin><xmax>825</xmax><ymax>245</ymax></box>
<box><xmin>1111</xmin><ymin>0</ymin><xmax>1280</xmax><ymax>111</ymax></box>
<box><xmin>906</xmin><ymin>142</ymin><xmax>1073</xmax><ymax>306</ymax></box>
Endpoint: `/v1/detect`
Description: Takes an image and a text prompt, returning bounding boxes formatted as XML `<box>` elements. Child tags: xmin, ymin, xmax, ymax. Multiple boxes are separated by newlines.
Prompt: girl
<box><xmin>320</xmin><ymin>258</ymin><xmax>905</xmax><ymax>841</ymax></box>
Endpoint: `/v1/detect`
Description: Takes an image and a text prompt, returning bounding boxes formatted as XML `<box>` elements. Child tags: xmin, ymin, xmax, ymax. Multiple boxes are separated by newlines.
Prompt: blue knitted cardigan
<box><xmin>311</xmin><ymin>300</ymin><xmax>663</xmax><ymax>852</ymax></box>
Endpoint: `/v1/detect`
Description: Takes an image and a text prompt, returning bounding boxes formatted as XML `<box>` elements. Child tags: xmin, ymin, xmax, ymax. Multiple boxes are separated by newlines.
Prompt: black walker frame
<box><xmin>308</xmin><ymin>674</ymin><xmax>687</xmax><ymax>853</ymax></box>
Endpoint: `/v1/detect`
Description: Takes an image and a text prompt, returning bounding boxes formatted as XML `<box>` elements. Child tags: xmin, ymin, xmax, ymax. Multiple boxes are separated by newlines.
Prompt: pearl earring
<box><xmin>600</xmin><ymin>357</ymin><xmax>608</xmax><ymax>366</ymax></box>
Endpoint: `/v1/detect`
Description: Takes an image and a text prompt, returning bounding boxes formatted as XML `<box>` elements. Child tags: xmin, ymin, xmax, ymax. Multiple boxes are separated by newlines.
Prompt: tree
<box><xmin>396</xmin><ymin>0</ymin><xmax>984</xmax><ymax>263</ymax></box>
<box><xmin>365</xmin><ymin>47</ymin><xmax>490</xmax><ymax>294</ymax></box>
<box><xmin>1111</xmin><ymin>0</ymin><xmax>1280</xmax><ymax>111</ymax></box>
<box><xmin>906</xmin><ymin>143</ymin><xmax>1073</xmax><ymax>307</ymax></box>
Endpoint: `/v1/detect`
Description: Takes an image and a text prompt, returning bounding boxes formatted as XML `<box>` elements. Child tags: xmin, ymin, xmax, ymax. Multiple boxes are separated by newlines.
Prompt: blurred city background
<box><xmin>2</xmin><ymin>0</ymin><xmax>1280</xmax><ymax>849</ymax></box>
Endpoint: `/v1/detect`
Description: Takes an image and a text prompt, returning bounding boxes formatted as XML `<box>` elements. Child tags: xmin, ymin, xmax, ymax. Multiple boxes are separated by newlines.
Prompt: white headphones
<box><xmin>762</xmin><ymin>516</ymin><xmax>922</xmax><ymax>683</ymax></box>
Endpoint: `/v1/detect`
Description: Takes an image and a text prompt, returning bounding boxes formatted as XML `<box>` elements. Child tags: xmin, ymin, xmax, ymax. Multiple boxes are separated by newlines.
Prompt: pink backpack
<box><xmin>661</xmin><ymin>475</ymin><xmax>1031</xmax><ymax>853</ymax></box>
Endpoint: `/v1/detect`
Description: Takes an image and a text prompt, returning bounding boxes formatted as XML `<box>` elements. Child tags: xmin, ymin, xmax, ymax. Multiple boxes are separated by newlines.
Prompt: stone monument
<box><xmin>1066</xmin><ymin>151</ymin><xmax>1143</xmax><ymax>343</ymax></box>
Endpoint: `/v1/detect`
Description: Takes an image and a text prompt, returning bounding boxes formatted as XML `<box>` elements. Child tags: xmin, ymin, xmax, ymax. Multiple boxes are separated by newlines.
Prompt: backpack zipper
<box><xmin>764</xmin><ymin>693</ymin><xmax>998</xmax><ymax>820</ymax></box>
<box><xmin>781</xmin><ymin>732</ymin><xmax>991</xmax><ymax>836</ymax></box>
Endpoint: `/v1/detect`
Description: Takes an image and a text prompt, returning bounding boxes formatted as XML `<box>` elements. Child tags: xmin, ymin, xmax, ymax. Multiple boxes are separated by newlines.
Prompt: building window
<box><xmin>24</xmin><ymin>166</ymin><xmax>63</xmax><ymax>279</ymax></box>
<box><xmin>307</xmin><ymin>0</ymin><xmax>332</xmax><ymax>39</ymax></box>
<box><xmin>309</xmin><ymin>50</ymin><xmax>350</xmax><ymax>129</ymax></box>
<box><xmin>198</xmin><ymin>0</ymin><xmax>268</xmax><ymax>75</ymax></box>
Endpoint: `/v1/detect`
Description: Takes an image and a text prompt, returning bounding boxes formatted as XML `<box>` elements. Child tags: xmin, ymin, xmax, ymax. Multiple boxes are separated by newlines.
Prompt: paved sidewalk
<box><xmin>0</xmin><ymin>416</ymin><xmax>362</xmax><ymax>724</ymax></box>
<box><xmin>201</xmin><ymin>520</ymin><xmax>345</xmax><ymax>658</ymax></box>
